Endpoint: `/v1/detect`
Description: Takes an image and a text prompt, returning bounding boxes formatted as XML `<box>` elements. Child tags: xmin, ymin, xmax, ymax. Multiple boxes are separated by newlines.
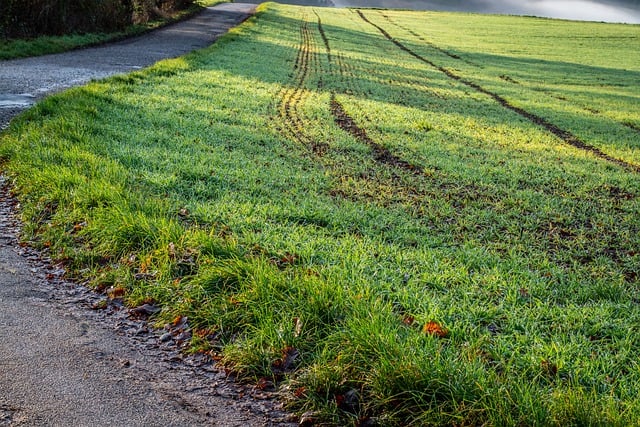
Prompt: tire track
<box><xmin>276</xmin><ymin>16</ymin><xmax>328</xmax><ymax>155</ymax></box>
<box><xmin>368</xmin><ymin>10</ymin><xmax>640</xmax><ymax>172</ymax></box>
<box><xmin>315</xmin><ymin>14</ymin><xmax>424</xmax><ymax>176</ymax></box>
<box><xmin>536</xmin><ymin>87</ymin><xmax>640</xmax><ymax>137</ymax></box>
<box><xmin>330</xmin><ymin>94</ymin><xmax>422</xmax><ymax>175</ymax></box>
<box><xmin>623</xmin><ymin>121</ymin><xmax>640</xmax><ymax>134</ymax></box>
<box><xmin>380</xmin><ymin>12</ymin><xmax>636</xmax><ymax>127</ymax></box>
<box><xmin>380</xmin><ymin>12</ymin><xmax>479</xmax><ymax>67</ymax></box>
<box><xmin>317</xmin><ymin>16</ymin><xmax>480</xmax><ymax>211</ymax></box>
<box><xmin>315</xmin><ymin>11</ymin><xmax>332</xmax><ymax>66</ymax></box>
<box><xmin>314</xmin><ymin>12</ymin><xmax>637</xmax><ymax>279</ymax></box>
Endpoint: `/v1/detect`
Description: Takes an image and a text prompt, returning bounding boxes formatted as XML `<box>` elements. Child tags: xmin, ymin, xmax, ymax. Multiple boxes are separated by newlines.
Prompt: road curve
<box><xmin>0</xmin><ymin>4</ymin><xmax>293</xmax><ymax>426</ymax></box>
<box><xmin>0</xmin><ymin>3</ymin><xmax>257</xmax><ymax>129</ymax></box>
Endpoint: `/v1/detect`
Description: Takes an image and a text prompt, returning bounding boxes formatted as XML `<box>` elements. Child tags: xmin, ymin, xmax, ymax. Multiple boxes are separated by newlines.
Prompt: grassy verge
<box><xmin>1</xmin><ymin>3</ymin><xmax>639</xmax><ymax>425</ymax></box>
<box><xmin>0</xmin><ymin>0</ymin><xmax>226</xmax><ymax>60</ymax></box>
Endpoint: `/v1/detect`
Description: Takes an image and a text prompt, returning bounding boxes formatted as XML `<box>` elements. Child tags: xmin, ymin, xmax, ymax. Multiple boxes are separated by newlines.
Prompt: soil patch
<box><xmin>330</xmin><ymin>94</ymin><xmax>422</xmax><ymax>174</ymax></box>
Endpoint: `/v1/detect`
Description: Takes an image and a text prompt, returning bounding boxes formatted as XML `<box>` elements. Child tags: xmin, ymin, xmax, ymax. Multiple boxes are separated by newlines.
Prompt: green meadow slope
<box><xmin>1</xmin><ymin>3</ymin><xmax>639</xmax><ymax>425</ymax></box>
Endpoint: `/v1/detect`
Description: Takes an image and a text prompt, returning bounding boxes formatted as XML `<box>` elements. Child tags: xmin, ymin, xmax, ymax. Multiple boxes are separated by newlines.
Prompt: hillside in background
<box><xmin>261</xmin><ymin>0</ymin><xmax>640</xmax><ymax>23</ymax></box>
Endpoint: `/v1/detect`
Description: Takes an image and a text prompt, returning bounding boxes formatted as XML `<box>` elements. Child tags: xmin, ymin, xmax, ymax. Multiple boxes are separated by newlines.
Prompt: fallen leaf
<box><xmin>423</xmin><ymin>321</ymin><xmax>448</xmax><ymax>337</ymax></box>
<box><xmin>139</xmin><ymin>255</ymin><xmax>152</xmax><ymax>273</ymax></box>
<box><xmin>107</xmin><ymin>286</ymin><xmax>126</xmax><ymax>299</ymax></box>
<box><xmin>272</xmin><ymin>252</ymin><xmax>298</xmax><ymax>268</ymax></box>
<box><xmin>256</xmin><ymin>377</ymin><xmax>274</xmax><ymax>391</ymax></box>
<box><xmin>194</xmin><ymin>328</ymin><xmax>214</xmax><ymax>339</ymax></box>
<box><xmin>294</xmin><ymin>386</ymin><xmax>306</xmax><ymax>398</ymax></box>
<box><xmin>172</xmin><ymin>315</ymin><xmax>187</xmax><ymax>327</ymax></box>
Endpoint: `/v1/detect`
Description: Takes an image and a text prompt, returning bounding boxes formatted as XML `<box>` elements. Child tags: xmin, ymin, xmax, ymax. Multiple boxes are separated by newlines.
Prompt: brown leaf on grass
<box><xmin>271</xmin><ymin>252</ymin><xmax>299</xmax><ymax>269</ymax></box>
<box><xmin>194</xmin><ymin>328</ymin><xmax>214</xmax><ymax>339</ymax></box>
<box><xmin>139</xmin><ymin>255</ymin><xmax>152</xmax><ymax>273</ymax></box>
<box><xmin>518</xmin><ymin>288</ymin><xmax>530</xmax><ymax>298</ymax></box>
<box><xmin>107</xmin><ymin>286</ymin><xmax>126</xmax><ymax>299</ymax></box>
<box><xmin>294</xmin><ymin>386</ymin><xmax>307</xmax><ymax>398</ymax></box>
<box><xmin>168</xmin><ymin>242</ymin><xmax>176</xmax><ymax>259</ymax></box>
<box><xmin>422</xmin><ymin>321</ymin><xmax>448</xmax><ymax>337</ymax></box>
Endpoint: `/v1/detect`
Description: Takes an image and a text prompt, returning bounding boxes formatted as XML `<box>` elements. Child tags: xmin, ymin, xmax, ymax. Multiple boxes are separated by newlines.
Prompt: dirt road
<box><xmin>0</xmin><ymin>4</ymin><xmax>294</xmax><ymax>425</ymax></box>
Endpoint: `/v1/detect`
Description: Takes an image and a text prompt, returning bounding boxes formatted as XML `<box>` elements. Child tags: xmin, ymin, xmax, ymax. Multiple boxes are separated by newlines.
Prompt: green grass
<box><xmin>0</xmin><ymin>0</ymin><xmax>226</xmax><ymax>60</ymax></box>
<box><xmin>1</xmin><ymin>3</ymin><xmax>640</xmax><ymax>425</ymax></box>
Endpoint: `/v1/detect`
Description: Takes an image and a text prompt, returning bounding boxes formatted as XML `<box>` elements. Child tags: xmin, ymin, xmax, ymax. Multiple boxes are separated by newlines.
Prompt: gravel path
<box><xmin>0</xmin><ymin>4</ymin><xmax>295</xmax><ymax>426</ymax></box>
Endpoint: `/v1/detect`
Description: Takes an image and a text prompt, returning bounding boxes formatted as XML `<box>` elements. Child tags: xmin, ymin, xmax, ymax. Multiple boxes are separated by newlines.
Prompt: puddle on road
<box><xmin>0</xmin><ymin>94</ymin><xmax>36</xmax><ymax>108</ymax></box>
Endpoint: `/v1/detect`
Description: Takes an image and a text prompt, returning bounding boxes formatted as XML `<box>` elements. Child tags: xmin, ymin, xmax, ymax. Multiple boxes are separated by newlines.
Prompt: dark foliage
<box><xmin>0</xmin><ymin>0</ymin><xmax>194</xmax><ymax>39</ymax></box>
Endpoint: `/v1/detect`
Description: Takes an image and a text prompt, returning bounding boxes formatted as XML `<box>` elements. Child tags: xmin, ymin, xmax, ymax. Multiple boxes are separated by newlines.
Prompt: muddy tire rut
<box><xmin>363</xmin><ymin>10</ymin><xmax>640</xmax><ymax>173</ymax></box>
<box><xmin>273</xmin><ymin>9</ymin><xmax>638</xmax><ymax>285</ymax></box>
<box><xmin>276</xmin><ymin>16</ymin><xmax>329</xmax><ymax>155</ymax></box>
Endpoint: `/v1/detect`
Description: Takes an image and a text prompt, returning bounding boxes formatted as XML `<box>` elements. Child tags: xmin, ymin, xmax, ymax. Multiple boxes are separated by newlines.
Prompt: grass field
<box><xmin>1</xmin><ymin>3</ymin><xmax>639</xmax><ymax>425</ymax></box>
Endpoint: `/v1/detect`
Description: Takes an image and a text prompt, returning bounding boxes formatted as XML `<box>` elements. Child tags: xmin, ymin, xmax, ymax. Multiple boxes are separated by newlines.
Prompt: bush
<box><xmin>0</xmin><ymin>0</ymin><xmax>194</xmax><ymax>38</ymax></box>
